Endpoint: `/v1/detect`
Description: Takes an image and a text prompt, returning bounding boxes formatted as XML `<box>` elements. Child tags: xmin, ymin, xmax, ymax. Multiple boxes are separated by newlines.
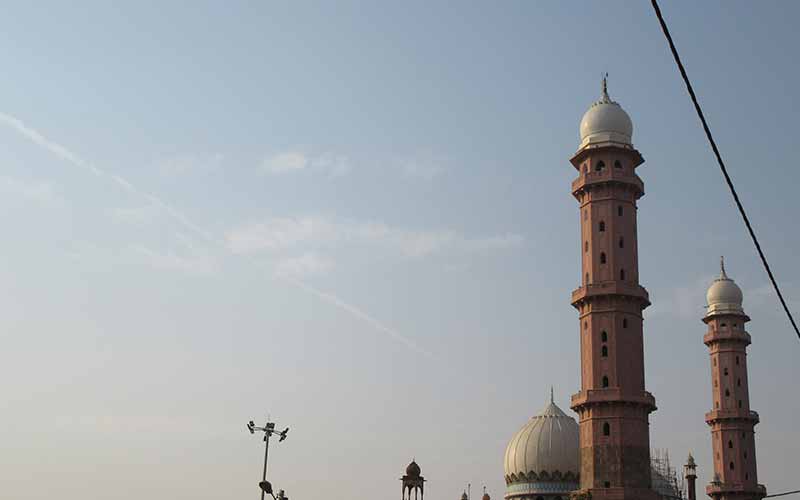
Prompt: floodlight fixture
<box><xmin>246</xmin><ymin>418</ymin><xmax>290</xmax><ymax>500</ymax></box>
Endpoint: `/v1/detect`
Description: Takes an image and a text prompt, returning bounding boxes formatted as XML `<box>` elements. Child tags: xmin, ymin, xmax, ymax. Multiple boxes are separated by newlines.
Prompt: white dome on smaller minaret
<box><xmin>579</xmin><ymin>75</ymin><xmax>633</xmax><ymax>149</ymax></box>
<box><xmin>706</xmin><ymin>257</ymin><xmax>745</xmax><ymax>317</ymax></box>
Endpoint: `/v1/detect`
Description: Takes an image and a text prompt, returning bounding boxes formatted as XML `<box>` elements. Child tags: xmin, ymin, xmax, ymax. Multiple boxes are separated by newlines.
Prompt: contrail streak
<box><xmin>0</xmin><ymin>111</ymin><xmax>429</xmax><ymax>357</ymax></box>
<box><xmin>281</xmin><ymin>275</ymin><xmax>433</xmax><ymax>358</ymax></box>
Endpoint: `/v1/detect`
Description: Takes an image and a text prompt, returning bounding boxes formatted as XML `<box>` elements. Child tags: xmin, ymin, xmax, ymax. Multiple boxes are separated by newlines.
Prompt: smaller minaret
<box><xmin>703</xmin><ymin>258</ymin><xmax>766</xmax><ymax>500</ymax></box>
<box><xmin>402</xmin><ymin>460</ymin><xmax>425</xmax><ymax>500</ymax></box>
<box><xmin>684</xmin><ymin>453</ymin><xmax>697</xmax><ymax>500</ymax></box>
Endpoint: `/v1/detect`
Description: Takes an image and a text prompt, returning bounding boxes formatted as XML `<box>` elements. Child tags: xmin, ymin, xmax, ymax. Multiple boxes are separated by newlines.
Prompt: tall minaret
<box><xmin>569</xmin><ymin>77</ymin><xmax>658</xmax><ymax>500</ymax></box>
<box><xmin>703</xmin><ymin>259</ymin><xmax>766</xmax><ymax>500</ymax></box>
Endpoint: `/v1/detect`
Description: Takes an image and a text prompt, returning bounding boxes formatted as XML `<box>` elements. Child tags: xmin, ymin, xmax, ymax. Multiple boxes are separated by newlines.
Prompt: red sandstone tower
<box><xmin>703</xmin><ymin>259</ymin><xmax>766</xmax><ymax>500</ymax></box>
<box><xmin>569</xmin><ymin>78</ymin><xmax>658</xmax><ymax>500</ymax></box>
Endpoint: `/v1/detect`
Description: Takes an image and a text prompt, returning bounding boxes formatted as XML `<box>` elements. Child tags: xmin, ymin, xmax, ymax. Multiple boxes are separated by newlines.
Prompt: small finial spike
<box><xmin>720</xmin><ymin>256</ymin><xmax>728</xmax><ymax>278</ymax></box>
<box><xmin>550</xmin><ymin>386</ymin><xmax>554</xmax><ymax>403</ymax></box>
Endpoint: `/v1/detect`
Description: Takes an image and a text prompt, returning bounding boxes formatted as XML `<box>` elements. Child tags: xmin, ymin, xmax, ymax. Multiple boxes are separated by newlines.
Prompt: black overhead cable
<box><xmin>650</xmin><ymin>0</ymin><xmax>800</xmax><ymax>340</ymax></box>
<box><xmin>766</xmin><ymin>491</ymin><xmax>800</xmax><ymax>499</ymax></box>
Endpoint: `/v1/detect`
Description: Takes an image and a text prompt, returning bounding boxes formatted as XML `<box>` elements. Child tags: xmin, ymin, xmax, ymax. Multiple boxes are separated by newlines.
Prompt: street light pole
<box><xmin>247</xmin><ymin>420</ymin><xmax>289</xmax><ymax>500</ymax></box>
<box><xmin>260</xmin><ymin>424</ymin><xmax>272</xmax><ymax>500</ymax></box>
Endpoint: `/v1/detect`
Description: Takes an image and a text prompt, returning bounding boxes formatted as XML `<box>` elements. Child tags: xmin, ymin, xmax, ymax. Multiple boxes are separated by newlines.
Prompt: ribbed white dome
<box><xmin>706</xmin><ymin>258</ymin><xmax>744</xmax><ymax>317</ymax></box>
<box><xmin>579</xmin><ymin>78</ymin><xmax>633</xmax><ymax>149</ymax></box>
<box><xmin>504</xmin><ymin>400</ymin><xmax>579</xmax><ymax>483</ymax></box>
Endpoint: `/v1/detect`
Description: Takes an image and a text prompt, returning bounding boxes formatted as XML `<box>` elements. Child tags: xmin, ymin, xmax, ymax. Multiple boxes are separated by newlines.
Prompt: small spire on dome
<box><xmin>720</xmin><ymin>256</ymin><xmax>728</xmax><ymax>279</ymax></box>
<box><xmin>550</xmin><ymin>386</ymin><xmax>554</xmax><ymax>404</ymax></box>
<box><xmin>600</xmin><ymin>72</ymin><xmax>611</xmax><ymax>103</ymax></box>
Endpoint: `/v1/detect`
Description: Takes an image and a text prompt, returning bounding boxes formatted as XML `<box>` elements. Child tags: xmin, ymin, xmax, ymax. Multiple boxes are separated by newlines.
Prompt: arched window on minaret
<box><xmin>602</xmin><ymin>376</ymin><xmax>609</xmax><ymax>388</ymax></box>
<box><xmin>614</xmin><ymin>160</ymin><xmax>622</xmax><ymax>169</ymax></box>
<box><xmin>603</xmin><ymin>423</ymin><xmax>610</xmax><ymax>436</ymax></box>
<box><xmin>601</xmin><ymin>346</ymin><xmax>608</xmax><ymax>357</ymax></box>
<box><xmin>617</xmin><ymin>205</ymin><xmax>623</xmax><ymax>216</ymax></box>
<box><xmin>619</xmin><ymin>237</ymin><xmax>624</xmax><ymax>248</ymax></box>
<box><xmin>600</xmin><ymin>252</ymin><xmax>607</xmax><ymax>264</ymax></box>
<box><xmin>595</xmin><ymin>161</ymin><xmax>605</xmax><ymax>172</ymax></box>
<box><xmin>601</xmin><ymin>331</ymin><xmax>608</xmax><ymax>342</ymax></box>
<box><xmin>620</xmin><ymin>269</ymin><xmax>626</xmax><ymax>280</ymax></box>
<box><xmin>599</xmin><ymin>221</ymin><xmax>606</xmax><ymax>232</ymax></box>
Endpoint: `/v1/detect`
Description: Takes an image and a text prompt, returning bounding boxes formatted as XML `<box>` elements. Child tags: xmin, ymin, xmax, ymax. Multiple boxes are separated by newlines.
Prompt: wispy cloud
<box><xmin>226</xmin><ymin>215</ymin><xmax>524</xmax><ymax>258</ymax></box>
<box><xmin>262</xmin><ymin>151</ymin><xmax>308</xmax><ymax>174</ymax></box>
<box><xmin>260</xmin><ymin>151</ymin><xmax>352</xmax><ymax>177</ymax></box>
<box><xmin>401</xmin><ymin>158</ymin><xmax>446</xmax><ymax>180</ymax></box>
<box><xmin>0</xmin><ymin>112</ymin><xmax>423</xmax><ymax>355</ymax></box>
<box><xmin>275</xmin><ymin>252</ymin><xmax>333</xmax><ymax>279</ymax></box>
<box><xmin>0</xmin><ymin>176</ymin><xmax>58</xmax><ymax>203</ymax></box>
<box><xmin>156</xmin><ymin>153</ymin><xmax>224</xmax><ymax>175</ymax></box>
<box><xmin>108</xmin><ymin>205</ymin><xmax>161</xmax><ymax>225</ymax></box>
<box><xmin>134</xmin><ymin>245</ymin><xmax>216</xmax><ymax>274</ymax></box>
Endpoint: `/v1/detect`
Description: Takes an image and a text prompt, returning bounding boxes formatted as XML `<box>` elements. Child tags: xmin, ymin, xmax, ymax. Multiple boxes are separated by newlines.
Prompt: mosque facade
<box><xmin>398</xmin><ymin>80</ymin><xmax>766</xmax><ymax>500</ymax></box>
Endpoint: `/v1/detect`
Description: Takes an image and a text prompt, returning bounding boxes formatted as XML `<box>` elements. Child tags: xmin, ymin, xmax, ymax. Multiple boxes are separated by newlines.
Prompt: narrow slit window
<box><xmin>736</xmin><ymin>356</ymin><xmax>740</xmax><ymax>365</ymax></box>
<box><xmin>603</xmin><ymin>422</ymin><xmax>610</xmax><ymax>436</ymax></box>
<box><xmin>619</xmin><ymin>237</ymin><xmax>624</xmax><ymax>249</ymax></box>
<box><xmin>600</xmin><ymin>252</ymin><xmax>607</xmax><ymax>264</ymax></box>
<box><xmin>623</xmin><ymin>318</ymin><xmax>628</xmax><ymax>329</ymax></box>
<box><xmin>601</xmin><ymin>345</ymin><xmax>608</xmax><ymax>357</ymax></box>
<box><xmin>599</xmin><ymin>221</ymin><xmax>606</xmax><ymax>232</ymax></box>
<box><xmin>620</xmin><ymin>269</ymin><xmax>626</xmax><ymax>280</ymax></box>
<box><xmin>725</xmin><ymin>389</ymin><xmax>730</xmax><ymax>397</ymax></box>
<box><xmin>601</xmin><ymin>331</ymin><xmax>608</xmax><ymax>342</ymax></box>
<box><xmin>728</xmin><ymin>440</ymin><xmax>733</xmax><ymax>449</ymax></box>
<box><xmin>737</xmin><ymin>378</ymin><xmax>741</xmax><ymax>387</ymax></box>
<box><xmin>585</xmin><ymin>241</ymin><xmax>589</xmax><ymax>253</ymax></box>
<box><xmin>614</xmin><ymin>160</ymin><xmax>622</xmax><ymax>169</ymax></box>
<box><xmin>724</xmin><ymin>368</ymin><xmax>729</xmax><ymax>376</ymax></box>
<box><xmin>602</xmin><ymin>376</ymin><xmax>609</xmax><ymax>388</ymax></box>
<box><xmin>586</xmin><ymin>272</ymin><xmax>590</xmax><ymax>284</ymax></box>
<box><xmin>738</xmin><ymin>400</ymin><xmax>743</xmax><ymax>408</ymax></box>
<box><xmin>730</xmin><ymin>462</ymin><xmax>735</xmax><ymax>471</ymax></box>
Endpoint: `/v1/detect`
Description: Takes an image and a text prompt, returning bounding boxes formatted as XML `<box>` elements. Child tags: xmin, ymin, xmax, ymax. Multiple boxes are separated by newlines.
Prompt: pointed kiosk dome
<box><xmin>579</xmin><ymin>75</ymin><xmax>634</xmax><ymax>149</ymax></box>
<box><xmin>406</xmin><ymin>460</ymin><xmax>421</xmax><ymax>478</ymax></box>
<box><xmin>503</xmin><ymin>392</ymin><xmax>579</xmax><ymax>498</ymax></box>
<box><xmin>705</xmin><ymin>257</ymin><xmax>745</xmax><ymax>318</ymax></box>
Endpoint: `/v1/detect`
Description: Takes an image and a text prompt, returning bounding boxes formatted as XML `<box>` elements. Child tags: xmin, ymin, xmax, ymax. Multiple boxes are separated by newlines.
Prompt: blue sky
<box><xmin>1</xmin><ymin>2</ymin><xmax>799</xmax><ymax>499</ymax></box>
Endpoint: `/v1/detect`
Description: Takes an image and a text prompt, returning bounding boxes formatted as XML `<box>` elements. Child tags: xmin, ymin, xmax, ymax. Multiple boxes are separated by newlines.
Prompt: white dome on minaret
<box><xmin>578</xmin><ymin>75</ymin><xmax>633</xmax><ymax>149</ymax></box>
<box><xmin>705</xmin><ymin>257</ymin><xmax>745</xmax><ymax>317</ymax></box>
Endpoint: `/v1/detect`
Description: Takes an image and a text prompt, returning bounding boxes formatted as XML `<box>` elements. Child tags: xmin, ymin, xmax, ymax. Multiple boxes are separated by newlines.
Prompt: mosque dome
<box><xmin>504</xmin><ymin>397</ymin><xmax>579</xmax><ymax>486</ymax></box>
<box><xmin>406</xmin><ymin>460</ymin><xmax>421</xmax><ymax>477</ymax></box>
<box><xmin>706</xmin><ymin>258</ymin><xmax>744</xmax><ymax>317</ymax></box>
<box><xmin>579</xmin><ymin>76</ymin><xmax>633</xmax><ymax>149</ymax></box>
<box><xmin>482</xmin><ymin>493</ymin><xmax>490</xmax><ymax>500</ymax></box>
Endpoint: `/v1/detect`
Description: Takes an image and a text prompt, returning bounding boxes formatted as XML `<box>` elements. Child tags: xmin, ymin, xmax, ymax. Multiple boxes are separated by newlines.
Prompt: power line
<box><xmin>766</xmin><ymin>491</ymin><xmax>800</xmax><ymax>498</ymax></box>
<box><xmin>650</xmin><ymin>0</ymin><xmax>800</xmax><ymax>340</ymax></box>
